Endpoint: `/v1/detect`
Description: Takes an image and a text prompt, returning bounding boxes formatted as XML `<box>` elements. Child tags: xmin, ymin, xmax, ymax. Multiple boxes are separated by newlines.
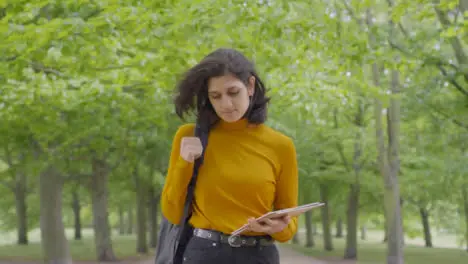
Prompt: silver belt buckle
<box><xmin>227</xmin><ymin>235</ymin><xmax>242</xmax><ymax>247</ymax></box>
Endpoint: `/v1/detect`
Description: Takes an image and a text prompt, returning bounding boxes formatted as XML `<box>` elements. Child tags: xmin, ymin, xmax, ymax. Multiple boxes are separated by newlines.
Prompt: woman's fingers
<box><xmin>246</xmin><ymin>215</ymin><xmax>291</xmax><ymax>234</ymax></box>
<box><xmin>248</xmin><ymin>218</ymin><xmax>267</xmax><ymax>232</ymax></box>
<box><xmin>180</xmin><ymin>137</ymin><xmax>203</xmax><ymax>162</ymax></box>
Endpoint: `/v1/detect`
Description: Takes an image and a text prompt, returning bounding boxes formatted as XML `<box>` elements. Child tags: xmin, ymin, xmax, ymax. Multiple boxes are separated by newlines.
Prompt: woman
<box><xmin>161</xmin><ymin>48</ymin><xmax>298</xmax><ymax>264</ymax></box>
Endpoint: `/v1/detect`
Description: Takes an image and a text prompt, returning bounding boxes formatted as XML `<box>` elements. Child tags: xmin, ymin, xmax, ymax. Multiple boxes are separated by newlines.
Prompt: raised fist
<box><xmin>180</xmin><ymin>137</ymin><xmax>203</xmax><ymax>162</ymax></box>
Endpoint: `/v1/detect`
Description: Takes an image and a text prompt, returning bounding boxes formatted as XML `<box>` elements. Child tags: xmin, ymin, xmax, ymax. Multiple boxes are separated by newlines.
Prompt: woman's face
<box><xmin>207</xmin><ymin>74</ymin><xmax>255</xmax><ymax>123</ymax></box>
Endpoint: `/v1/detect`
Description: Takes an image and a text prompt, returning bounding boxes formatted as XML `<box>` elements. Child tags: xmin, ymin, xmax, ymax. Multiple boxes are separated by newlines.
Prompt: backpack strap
<box><xmin>177</xmin><ymin>123</ymin><xmax>209</xmax><ymax>236</ymax></box>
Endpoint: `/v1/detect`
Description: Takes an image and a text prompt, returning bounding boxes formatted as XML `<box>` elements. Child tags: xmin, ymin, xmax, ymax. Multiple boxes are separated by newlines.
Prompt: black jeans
<box><xmin>182</xmin><ymin>236</ymin><xmax>280</xmax><ymax>264</ymax></box>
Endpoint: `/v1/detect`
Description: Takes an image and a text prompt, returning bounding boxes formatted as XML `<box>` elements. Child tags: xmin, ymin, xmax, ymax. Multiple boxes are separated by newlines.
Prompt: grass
<box><xmin>1</xmin><ymin>227</ymin><xmax>466</xmax><ymax>263</ymax></box>
<box><xmin>0</xmin><ymin>229</ymin><xmax>154</xmax><ymax>261</ymax></box>
<box><xmin>288</xmin><ymin>230</ymin><xmax>468</xmax><ymax>264</ymax></box>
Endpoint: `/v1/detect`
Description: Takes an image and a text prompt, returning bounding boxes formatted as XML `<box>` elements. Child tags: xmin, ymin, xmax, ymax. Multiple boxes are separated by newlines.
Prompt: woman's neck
<box><xmin>217</xmin><ymin>118</ymin><xmax>250</xmax><ymax>130</ymax></box>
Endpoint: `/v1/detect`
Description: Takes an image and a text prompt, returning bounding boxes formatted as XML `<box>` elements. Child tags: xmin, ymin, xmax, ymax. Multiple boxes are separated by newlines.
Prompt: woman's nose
<box><xmin>220</xmin><ymin>97</ymin><xmax>233</xmax><ymax>108</ymax></box>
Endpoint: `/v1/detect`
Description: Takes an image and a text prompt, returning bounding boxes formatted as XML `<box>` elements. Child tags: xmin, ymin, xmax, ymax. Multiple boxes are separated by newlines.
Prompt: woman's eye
<box><xmin>229</xmin><ymin>91</ymin><xmax>239</xmax><ymax>96</ymax></box>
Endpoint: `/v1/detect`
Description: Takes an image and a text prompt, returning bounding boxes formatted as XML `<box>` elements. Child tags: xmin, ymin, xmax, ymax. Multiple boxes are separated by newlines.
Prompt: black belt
<box><xmin>192</xmin><ymin>228</ymin><xmax>274</xmax><ymax>248</ymax></box>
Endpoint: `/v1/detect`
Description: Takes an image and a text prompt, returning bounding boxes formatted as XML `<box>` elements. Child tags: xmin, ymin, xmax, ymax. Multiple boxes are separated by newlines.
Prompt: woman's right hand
<box><xmin>180</xmin><ymin>137</ymin><xmax>203</xmax><ymax>162</ymax></box>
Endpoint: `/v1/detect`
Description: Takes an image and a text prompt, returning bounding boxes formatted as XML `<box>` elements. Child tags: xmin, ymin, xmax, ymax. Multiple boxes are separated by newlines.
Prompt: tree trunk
<box><xmin>127</xmin><ymin>206</ymin><xmax>134</xmax><ymax>234</ymax></box>
<box><xmin>373</xmin><ymin>69</ymin><xmax>405</xmax><ymax>264</ymax></box>
<box><xmin>305</xmin><ymin>210</ymin><xmax>315</xmax><ymax>247</ymax></box>
<box><xmin>383</xmin><ymin>206</ymin><xmax>388</xmax><ymax>243</ymax></box>
<box><xmin>148</xmin><ymin>188</ymin><xmax>159</xmax><ymax>248</ymax></box>
<box><xmin>39</xmin><ymin>166</ymin><xmax>72</xmax><ymax>264</ymax></box>
<box><xmin>15</xmin><ymin>172</ymin><xmax>28</xmax><ymax>245</ymax></box>
<box><xmin>119</xmin><ymin>206</ymin><xmax>125</xmax><ymax>235</ymax></box>
<box><xmin>344</xmin><ymin>96</ymin><xmax>364</xmax><ymax>260</ymax></box>
<box><xmin>292</xmin><ymin>233</ymin><xmax>299</xmax><ymax>244</ymax></box>
<box><xmin>344</xmin><ymin>184</ymin><xmax>360</xmax><ymax>259</ymax></box>
<box><xmin>386</xmin><ymin>67</ymin><xmax>405</xmax><ymax>264</ymax></box>
<box><xmin>360</xmin><ymin>225</ymin><xmax>367</xmax><ymax>240</ymax></box>
<box><xmin>335</xmin><ymin>217</ymin><xmax>343</xmax><ymax>238</ymax></box>
<box><xmin>135</xmin><ymin>166</ymin><xmax>148</xmax><ymax>254</ymax></box>
<box><xmin>4</xmin><ymin>147</ymin><xmax>29</xmax><ymax>245</ymax></box>
<box><xmin>419</xmin><ymin>207</ymin><xmax>432</xmax><ymax>247</ymax></box>
<box><xmin>72</xmin><ymin>190</ymin><xmax>82</xmax><ymax>240</ymax></box>
<box><xmin>319</xmin><ymin>183</ymin><xmax>333</xmax><ymax>251</ymax></box>
<box><xmin>119</xmin><ymin>205</ymin><xmax>125</xmax><ymax>235</ymax></box>
<box><xmin>369</xmin><ymin>7</ymin><xmax>404</xmax><ymax>262</ymax></box>
<box><xmin>91</xmin><ymin>158</ymin><xmax>116</xmax><ymax>261</ymax></box>
<box><xmin>462</xmin><ymin>185</ymin><xmax>468</xmax><ymax>252</ymax></box>
<box><xmin>399</xmin><ymin>198</ymin><xmax>405</xmax><ymax>246</ymax></box>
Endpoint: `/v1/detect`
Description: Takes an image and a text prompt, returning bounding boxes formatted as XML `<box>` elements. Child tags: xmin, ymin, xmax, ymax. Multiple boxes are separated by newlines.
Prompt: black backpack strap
<box><xmin>177</xmin><ymin>123</ymin><xmax>208</xmax><ymax>238</ymax></box>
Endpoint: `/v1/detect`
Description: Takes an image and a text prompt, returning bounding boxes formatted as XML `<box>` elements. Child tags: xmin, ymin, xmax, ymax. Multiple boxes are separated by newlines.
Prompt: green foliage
<box><xmin>0</xmin><ymin>0</ymin><xmax>467</xmax><ymax>259</ymax></box>
<box><xmin>0</xmin><ymin>160</ymin><xmax>7</xmax><ymax>173</ymax></box>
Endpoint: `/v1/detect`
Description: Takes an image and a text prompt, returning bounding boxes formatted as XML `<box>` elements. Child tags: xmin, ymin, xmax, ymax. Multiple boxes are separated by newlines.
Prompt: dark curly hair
<box><xmin>173</xmin><ymin>48</ymin><xmax>270</xmax><ymax>129</ymax></box>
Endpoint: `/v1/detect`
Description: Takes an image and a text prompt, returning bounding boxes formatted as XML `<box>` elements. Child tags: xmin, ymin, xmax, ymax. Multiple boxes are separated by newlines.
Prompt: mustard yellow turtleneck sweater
<box><xmin>160</xmin><ymin>118</ymin><xmax>298</xmax><ymax>242</ymax></box>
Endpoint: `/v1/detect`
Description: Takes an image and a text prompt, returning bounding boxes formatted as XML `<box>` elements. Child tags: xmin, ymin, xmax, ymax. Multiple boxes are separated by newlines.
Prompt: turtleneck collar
<box><xmin>217</xmin><ymin>118</ymin><xmax>251</xmax><ymax>131</ymax></box>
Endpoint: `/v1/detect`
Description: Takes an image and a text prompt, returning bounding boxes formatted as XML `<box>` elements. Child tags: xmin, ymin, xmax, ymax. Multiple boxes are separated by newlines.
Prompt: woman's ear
<box><xmin>248</xmin><ymin>76</ymin><xmax>255</xmax><ymax>96</ymax></box>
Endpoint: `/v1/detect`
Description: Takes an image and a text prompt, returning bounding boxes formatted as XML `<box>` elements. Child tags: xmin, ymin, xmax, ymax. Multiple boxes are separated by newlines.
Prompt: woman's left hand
<box><xmin>247</xmin><ymin>215</ymin><xmax>290</xmax><ymax>235</ymax></box>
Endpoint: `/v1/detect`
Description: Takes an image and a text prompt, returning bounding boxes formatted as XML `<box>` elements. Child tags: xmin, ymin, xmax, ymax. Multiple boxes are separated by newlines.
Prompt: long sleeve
<box><xmin>160</xmin><ymin>124</ymin><xmax>195</xmax><ymax>225</ymax></box>
<box><xmin>271</xmin><ymin>137</ymin><xmax>299</xmax><ymax>242</ymax></box>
